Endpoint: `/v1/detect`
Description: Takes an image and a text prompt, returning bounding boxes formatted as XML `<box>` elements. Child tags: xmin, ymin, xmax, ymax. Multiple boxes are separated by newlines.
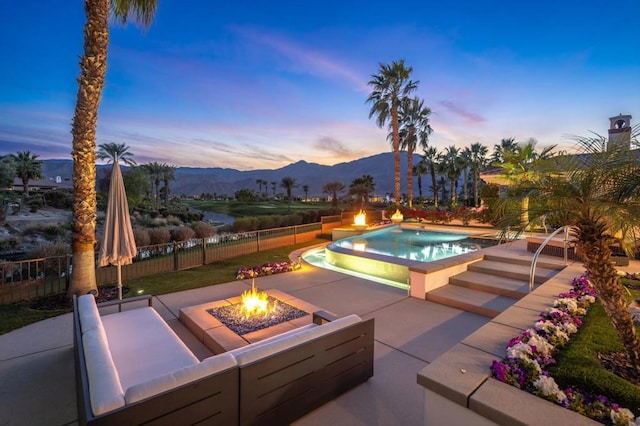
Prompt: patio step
<box><xmin>448</xmin><ymin>271</ymin><xmax>529</xmax><ymax>299</ymax></box>
<box><xmin>483</xmin><ymin>253</ymin><xmax>565</xmax><ymax>271</ymax></box>
<box><xmin>425</xmin><ymin>285</ymin><xmax>518</xmax><ymax>318</ymax></box>
<box><xmin>467</xmin><ymin>260</ymin><xmax>560</xmax><ymax>284</ymax></box>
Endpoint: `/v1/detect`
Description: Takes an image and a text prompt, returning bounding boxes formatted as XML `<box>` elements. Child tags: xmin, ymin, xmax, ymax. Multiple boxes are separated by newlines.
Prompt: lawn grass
<box><xmin>549</xmin><ymin>281</ymin><xmax>640</xmax><ymax>413</ymax></box>
<box><xmin>184</xmin><ymin>199</ymin><xmax>336</xmax><ymax>217</ymax></box>
<box><xmin>0</xmin><ymin>238</ymin><xmax>327</xmax><ymax>336</ymax></box>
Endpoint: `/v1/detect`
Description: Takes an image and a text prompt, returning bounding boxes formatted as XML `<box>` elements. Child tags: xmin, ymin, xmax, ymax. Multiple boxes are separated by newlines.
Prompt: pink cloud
<box><xmin>438</xmin><ymin>100</ymin><xmax>486</xmax><ymax>124</ymax></box>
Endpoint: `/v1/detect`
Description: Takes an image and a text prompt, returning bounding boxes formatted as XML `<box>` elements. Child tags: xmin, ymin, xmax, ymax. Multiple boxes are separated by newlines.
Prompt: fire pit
<box><xmin>179</xmin><ymin>289</ymin><xmax>323</xmax><ymax>353</ymax></box>
<box><xmin>207</xmin><ymin>295</ymin><xmax>308</xmax><ymax>336</ymax></box>
<box><xmin>352</xmin><ymin>209</ymin><xmax>368</xmax><ymax>230</ymax></box>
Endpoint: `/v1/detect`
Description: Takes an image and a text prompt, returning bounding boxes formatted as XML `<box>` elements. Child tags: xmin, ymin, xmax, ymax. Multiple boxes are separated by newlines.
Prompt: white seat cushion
<box><xmin>82</xmin><ymin>327</ymin><xmax>125</xmax><ymax>416</ymax></box>
<box><xmin>230</xmin><ymin>314</ymin><xmax>362</xmax><ymax>366</ymax></box>
<box><xmin>124</xmin><ymin>352</ymin><xmax>237</xmax><ymax>404</ymax></box>
<box><xmin>101</xmin><ymin>307</ymin><xmax>198</xmax><ymax>391</ymax></box>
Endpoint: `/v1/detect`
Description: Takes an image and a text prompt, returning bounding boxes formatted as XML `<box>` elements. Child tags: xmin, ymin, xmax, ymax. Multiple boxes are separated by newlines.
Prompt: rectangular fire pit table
<box><xmin>179</xmin><ymin>289</ymin><xmax>325</xmax><ymax>354</ymax></box>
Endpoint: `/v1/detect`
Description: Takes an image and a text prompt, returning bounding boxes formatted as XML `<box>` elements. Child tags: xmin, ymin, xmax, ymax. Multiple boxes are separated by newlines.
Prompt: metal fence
<box><xmin>1</xmin><ymin>221</ymin><xmax>331</xmax><ymax>304</ymax></box>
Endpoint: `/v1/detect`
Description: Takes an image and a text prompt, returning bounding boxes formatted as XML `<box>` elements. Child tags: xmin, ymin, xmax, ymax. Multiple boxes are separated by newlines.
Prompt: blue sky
<box><xmin>1</xmin><ymin>0</ymin><xmax>639</xmax><ymax>170</ymax></box>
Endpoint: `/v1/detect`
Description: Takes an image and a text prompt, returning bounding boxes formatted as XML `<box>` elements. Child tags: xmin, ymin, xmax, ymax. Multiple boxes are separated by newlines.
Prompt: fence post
<box><xmin>257</xmin><ymin>231</ymin><xmax>260</xmax><ymax>252</ymax></box>
<box><xmin>173</xmin><ymin>242</ymin><xmax>178</xmax><ymax>271</ymax></box>
<box><xmin>66</xmin><ymin>254</ymin><xmax>71</xmax><ymax>291</ymax></box>
<box><xmin>202</xmin><ymin>238</ymin><xmax>206</xmax><ymax>265</ymax></box>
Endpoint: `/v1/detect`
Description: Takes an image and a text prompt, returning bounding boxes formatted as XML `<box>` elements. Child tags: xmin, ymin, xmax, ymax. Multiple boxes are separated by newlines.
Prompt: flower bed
<box><xmin>490</xmin><ymin>274</ymin><xmax>639</xmax><ymax>425</ymax></box>
<box><xmin>235</xmin><ymin>261</ymin><xmax>301</xmax><ymax>280</ymax></box>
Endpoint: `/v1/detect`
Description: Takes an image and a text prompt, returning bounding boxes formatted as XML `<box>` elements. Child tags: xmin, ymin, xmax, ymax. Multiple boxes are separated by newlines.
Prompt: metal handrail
<box><xmin>529</xmin><ymin>225</ymin><xmax>570</xmax><ymax>292</ymax></box>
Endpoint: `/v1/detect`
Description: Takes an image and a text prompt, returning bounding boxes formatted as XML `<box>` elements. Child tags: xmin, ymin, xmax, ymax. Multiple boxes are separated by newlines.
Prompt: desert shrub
<box><xmin>233</xmin><ymin>217</ymin><xmax>258</xmax><ymax>232</ymax></box>
<box><xmin>165</xmin><ymin>215</ymin><xmax>182</xmax><ymax>226</ymax></box>
<box><xmin>148</xmin><ymin>227</ymin><xmax>171</xmax><ymax>245</ymax></box>
<box><xmin>132</xmin><ymin>227</ymin><xmax>151</xmax><ymax>247</ymax></box>
<box><xmin>171</xmin><ymin>226</ymin><xmax>195</xmax><ymax>242</ymax></box>
<box><xmin>193</xmin><ymin>222</ymin><xmax>216</xmax><ymax>238</ymax></box>
<box><xmin>0</xmin><ymin>236</ymin><xmax>21</xmax><ymax>252</ymax></box>
<box><xmin>43</xmin><ymin>224</ymin><xmax>67</xmax><ymax>241</ymax></box>
<box><xmin>25</xmin><ymin>195</ymin><xmax>44</xmax><ymax>213</ymax></box>
<box><xmin>148</xmin><ymin>217</ymin><xmax>168</xmax><ymax>228</ymax></box>
<box><xmin>28</xmin><ymin>241</ymin><xmax>71</xmax><ymax>258</ymax></box>
<box><xmin>43</xmin><ymin>190</ymin><xmax>73</xmax><ymax>209</ymax></box>
<box><xmin>257</xmin><ymin>215</ymin><xmax>279</xmax><ymax>230</ymax></box>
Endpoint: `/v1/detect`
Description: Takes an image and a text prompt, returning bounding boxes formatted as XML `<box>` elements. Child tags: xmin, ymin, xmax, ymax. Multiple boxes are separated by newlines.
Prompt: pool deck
<box><xmin>1</xmin><ymin>233</ymin><xmax>638</xmax><ymax>425</ymax></box>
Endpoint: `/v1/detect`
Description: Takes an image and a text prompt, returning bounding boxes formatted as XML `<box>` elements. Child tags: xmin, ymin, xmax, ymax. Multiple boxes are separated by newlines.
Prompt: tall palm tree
<box><xmin>323</xmin><ymin>181</ymin><xmax>345</xmax><ymax>209</ymax></box>
<box><xmin>509</xmin><ymin>129</ymin><xmax>640</xmax><ymax>373</ymax></box>
<box><xmin>256</xmin><ymin>179</ymin><xmax>263</xmax><ymax>195</ymax></box>
<box><xmin>280</xmin><ymin>176</ymin><xmax>297</xmax><ymax>212</ymax></box>
<box><xmin>271</xmin><ymin>181</ymin><xmax>276</xmax><ymax>197</ymax></box>
<box><xmin>11</xmin><ymin>150</ymin><xmax>43</xmax><ymax>195</ymax></box>
<box><xmin>442</xmin><ymin>146</ymin><xmax>461</xmax><ymax>204</ymax></box>
<box><xmin>349</xmin><ymin>174</ymin><xmax>375</xmax><ymax>210</ymax></box>
<box><xmin>97</xmin><ymin>142</ymin><xmax>136</xmax><ymax>166</ymax></box>
<box><xmin>161</xmin><ymin>163</ymin><xmax>176</xmax><ymax>206</ymax></box>
<box><xmin>497</xmin><ymin>139</ymin><xmax>556</xmax><ymax>226</ymax></box>
<box><xmin>69</xmin><ymin>0</ymin><xmax>157</xmax><ymax>298</ymax></box>
<box><xmin>422</xmin><ymin>146</ymin><xmax>440</xmax><ymax>207</ymax></box>
<box><xmin>469</xmin><ymin>142</ymin><xmax>489</xmax><ymax>207</ymax></box>
<box><xmin>302</xmin><ymin>184</ymin><xmax>309</xmax><ymax>201</ymax></box>
<box><xmin>398</xmin><ymin>97</ymin><xmax>433</xmax><ymax>207</ymax></box>
<box><xmin>367</xmin><ymin>59</ymin><xmax>418</xmax><ymax>206</ymax></box>
<box><xmin>412</xmin><ymin>158</ymin><xmax>428</xmax><ymax>202</ymax></box>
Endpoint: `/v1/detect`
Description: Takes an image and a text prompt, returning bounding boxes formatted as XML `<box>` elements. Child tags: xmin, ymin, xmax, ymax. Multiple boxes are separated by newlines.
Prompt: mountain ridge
<box><xmin>41</xmin><ymin>152</ymin><xmax>423</xmax><ymax>198</ymax></box>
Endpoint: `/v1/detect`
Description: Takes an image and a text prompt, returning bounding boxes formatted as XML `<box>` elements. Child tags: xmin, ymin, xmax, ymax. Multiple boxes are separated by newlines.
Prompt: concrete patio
<box><xmin>1</xmin><ymin>238</ymin><xmax>635</xmax><ymax>425</ymax></box>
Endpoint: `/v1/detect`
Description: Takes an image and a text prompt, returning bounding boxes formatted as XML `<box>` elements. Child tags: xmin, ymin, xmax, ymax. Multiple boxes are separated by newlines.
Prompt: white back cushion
<box><xmin>78</xmin><ymin>294</ymin><xmax>102</xmax><ymax>335</ymax></box>
<box><xmin>124</xmin><ymin>353</ymin><xmax>237</xmax><ymax>404</ymax></box>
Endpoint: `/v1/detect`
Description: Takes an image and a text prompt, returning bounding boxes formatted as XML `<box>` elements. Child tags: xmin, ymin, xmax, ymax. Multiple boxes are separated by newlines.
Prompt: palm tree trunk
<box><xmin>407</xmin><ymin>145</ymin><xmax>414</xmax><ymax>207</ymax></box>
<box><xmin>520</xmin><ymin>196</ymin><xmax>529</xmax><ymax>228</ymax></box>
<box><xmin>579</xmin><ymin>237</ymin><xmax>640</xmax><ymax>372</ymax></box>
<box><xmin>392</xmin><ymin>106</ymin><xmax>401</xmax><ymax>205</ymax></box>
<box><xmin>430</xmin><ymin>168</ymin><xmax>438</xmax><ymax>208</ymax></box>
<box><xmin>473</xmin><ymin>168</ymin><xmax>479</xmax><ymax>207</ymax></box>
<box><xmin>68</xmin><ymin>0</ymin><xmax>109</xmax><ymax>297</ymax></box>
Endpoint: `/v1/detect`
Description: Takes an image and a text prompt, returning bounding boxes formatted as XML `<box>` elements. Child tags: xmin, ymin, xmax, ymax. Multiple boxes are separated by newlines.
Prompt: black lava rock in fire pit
<box><xmin>207</xmin><ymin>296</ymin><xmax>308</xmax><ymax>336</ymax></box>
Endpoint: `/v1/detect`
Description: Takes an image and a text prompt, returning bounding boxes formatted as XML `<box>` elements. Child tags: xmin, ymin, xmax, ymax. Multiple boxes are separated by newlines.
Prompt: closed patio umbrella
<box><xmin>98</xmin><ymin>161</ymin><xmax>137</xmax><ymax>300</ymax></box>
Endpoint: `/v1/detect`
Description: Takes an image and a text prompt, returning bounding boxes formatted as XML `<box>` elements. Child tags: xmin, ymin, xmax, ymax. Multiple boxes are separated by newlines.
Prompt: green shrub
<box><xmin>43</xmin><ymin>190</ymin><xmax>73</xmax><ymax>209</ymax></box>
<box><xmin>28</xmin><ymin>241</ymin><xmax>71</xmax><ymax>258</ymax></box>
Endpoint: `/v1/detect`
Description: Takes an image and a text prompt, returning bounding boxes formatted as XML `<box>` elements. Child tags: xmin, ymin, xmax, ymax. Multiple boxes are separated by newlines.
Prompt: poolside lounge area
<box><xmin>1</xmin><ymin>238</ymin><xmax>638</xmax><ymax>425</ymax></box>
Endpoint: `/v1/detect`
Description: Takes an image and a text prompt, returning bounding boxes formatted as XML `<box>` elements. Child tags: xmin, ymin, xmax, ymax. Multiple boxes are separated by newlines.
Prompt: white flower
<box><xmin>610</xmin><ymin>407</ymin><xmax>637</xmax><ymax>425</ymax></box>
<box><xmin>533</xmin><ymin>376</ymin><xmax>566</xmax><ymax>403</ymax></box>
<box><xmin>563</xmin><ymin>322</ymin><xmax>578</xmax><ymax>334</ymax></box>
<box><xmin>581</xmin><ymin>295</ymin><xmax>595</xmax><ymax>304</ymax></box>
<box><xmin>507</xmin><ymin>342</ymin><xmax>533</xmax><ymax>360</ymax></box>
<box><xmin>554</xmin><ymin>297</ymin><xmax>578</xmax><ymax>313</ymax></box>
<box><xmin>528</xmin><ymin>333</ymin><xmax>554</xmax><ymax>355</ymax></box>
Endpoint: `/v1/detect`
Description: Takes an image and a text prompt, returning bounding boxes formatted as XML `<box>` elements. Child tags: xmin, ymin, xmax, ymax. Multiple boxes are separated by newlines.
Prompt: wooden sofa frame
<box><xmin>73</xmin><ymin>298</ymin><xmax>375</xmax><ymax>426</ymax></box>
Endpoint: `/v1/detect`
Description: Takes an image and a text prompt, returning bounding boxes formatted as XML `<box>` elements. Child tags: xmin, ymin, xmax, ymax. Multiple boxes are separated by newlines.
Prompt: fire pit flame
<box><xmin>241</xmin><ymin>279</ymin><xmax>273</xmax><ymax>317</ymax></box>
<box><xmin>354</xmin><ymin>210</ymin><xmax>367</xmax><ymax>227</ymax></box>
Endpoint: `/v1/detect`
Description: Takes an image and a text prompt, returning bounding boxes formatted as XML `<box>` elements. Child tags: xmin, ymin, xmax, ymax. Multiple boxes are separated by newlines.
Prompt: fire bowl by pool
<box><xmin>207</xmin><ymin>296</ymin><xmax>308</xmax><ymax>336</ymax></box>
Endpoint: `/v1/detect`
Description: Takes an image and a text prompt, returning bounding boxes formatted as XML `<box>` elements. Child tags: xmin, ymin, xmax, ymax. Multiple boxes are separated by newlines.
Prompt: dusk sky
<box><xmin>1</xmin><ymin>1</ymin><xmax>639</xmax><ymax>171</ymax></box>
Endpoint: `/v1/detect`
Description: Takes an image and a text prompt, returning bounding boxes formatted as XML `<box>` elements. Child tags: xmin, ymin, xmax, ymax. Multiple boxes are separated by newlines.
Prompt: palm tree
<box><xmin>11</xmin><ymin>150</ymin><xmax>43</xmax><ymax>195</ymax></box>
<box><xmin>508</xmin><ymin>129</ymin><xmax>640</xmax><ymax>373</ymax></box>
<box><xmin>398</xmin><ymin>97</ymin><xmax>433</xmax><ymax>207</ymax></box>
<box><xmin>271</xmin><ymin>181</ymin><xmax>276</xmax><ymax>197</ymax></box>
<box><xmin>69</xmin><ymin>0</ymin><xmax>157</xmax><ymax>298</ymax></box>
<box><xmin>349</xmin><ymin>174</ymin><xmax>375</xmax><ymax>210</ymax></box>
<box><xmin>280</xmin><ymin>176</ymin><xmax>297</xmax><ymax>212</ymax></box>
<box><xmin>367</xmin><ymin>59</ymin><xmax>418</xmax><ymax>206</ymax></box>
<box><xmin>422</xmin><ymin>146</ymin><xmax>440</xmax><ymax>207</ymax></box>
<box><xmin>491</xmin><ymin>137</ymin><xmax>518</xmax><ymax>165</ymax></box>
<box><xmin>442</xmin><ymin>146</ymin><xmax>461</xmax><ymax>204</ymax></box>
<box><xmin>256</xmin><ymin>179</ymin><xmax>264</xmax><ymax>195</ymax></box>
<box><xmin>412</xmin><ymin>158</ymin><xmax>428</xmax><ymax>202</ymax></box>
<box><xmin>469</xmin><ymin>142</ymin><xmax>489</xmax><ymax>207</ymax></box>
<box><xmin>460</xmin><ymin>147</ymin><xmax>472</xmax><ymax>204</ymax></box>
<box><xmin>302</xmin><ymin>184</ymin><xmax>309</xmax><ymax>201</ymax></box>
<box><xmin>161</xmin><ymin>163</ymin><xmax>176</xmax><ymax>206</ymax></box>
<box><xmin>323</xmin><ymin>181</ymin><xmax>345</xmax><ymax>209</ymax></box>
<box><xmin>497</xmin><ymin>139</ymin><xmax>556</xmax><ymax>226</ymax></box>
<box><xmin>97</xmin><ymin>142</ymin><xmax>136</xmax><ymax>166</ymax></box>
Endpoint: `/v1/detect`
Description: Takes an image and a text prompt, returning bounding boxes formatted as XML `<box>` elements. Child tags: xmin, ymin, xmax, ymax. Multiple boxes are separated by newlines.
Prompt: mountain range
<box><xmin>41</xmin><ymin>152</ymin><xmax>425</xmax><ymax>198</ymax></box>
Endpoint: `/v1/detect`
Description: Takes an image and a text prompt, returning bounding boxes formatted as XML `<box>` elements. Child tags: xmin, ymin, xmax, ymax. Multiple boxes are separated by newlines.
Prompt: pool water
<box><xmin>302</xmin><ymin>226</ymin><xmax>497</xmax><ymax>289</ymax></box>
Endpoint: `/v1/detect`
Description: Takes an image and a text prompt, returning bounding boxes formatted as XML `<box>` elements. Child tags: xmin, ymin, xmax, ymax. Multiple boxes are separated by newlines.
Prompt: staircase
<box><xmin>425</xmin><ymin>253</ymin><xmax>566</xmax><ymax>318</ymax></box>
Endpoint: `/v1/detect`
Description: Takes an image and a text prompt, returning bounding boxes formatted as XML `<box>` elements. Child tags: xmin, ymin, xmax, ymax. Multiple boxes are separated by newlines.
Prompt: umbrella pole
<box><xmin>117</xmin><ymin>264</ymin><xmax>123</xmax><ymax>302</ymax></box>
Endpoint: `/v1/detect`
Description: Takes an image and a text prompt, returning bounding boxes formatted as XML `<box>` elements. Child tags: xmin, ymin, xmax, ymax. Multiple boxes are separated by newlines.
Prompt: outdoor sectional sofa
<box><xmin>73</xmin><ymin>294</ymin><xmax>374</xmax><ymax>426</ymax></box>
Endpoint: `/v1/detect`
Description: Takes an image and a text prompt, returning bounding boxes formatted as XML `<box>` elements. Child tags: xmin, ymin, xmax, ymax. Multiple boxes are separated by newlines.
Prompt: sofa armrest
<box><xmin>98</xmin><ymin>294</ymin><xmax>153</xmax><ymax>312</ymax></box>
<box><xmin>312</xmin><ymin>310</ymin><xmax>338</xmax><ymax>324</ymax></box>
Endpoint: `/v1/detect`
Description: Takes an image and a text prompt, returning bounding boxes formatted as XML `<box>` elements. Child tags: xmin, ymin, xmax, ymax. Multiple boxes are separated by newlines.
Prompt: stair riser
<box><xmin>448</xmin><ymin>278</ymin><xmax>526</xmax><ymax>299</ymax></box>
<box><xmin>467</xmin><ymin>264</ymin><xmax>549</xmax><ymax>284</ymax></box>
<box><xmin>425</xmin><ymin>293</ymin><xmax>499</xmax><ymax>318</ymax></box>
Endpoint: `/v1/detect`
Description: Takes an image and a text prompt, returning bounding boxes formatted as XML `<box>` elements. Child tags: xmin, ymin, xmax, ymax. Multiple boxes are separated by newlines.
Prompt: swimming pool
<box><xmin>302</xmin><ymin>226</ymin><xmax>497</xmax><ymax>289</ymax></box>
